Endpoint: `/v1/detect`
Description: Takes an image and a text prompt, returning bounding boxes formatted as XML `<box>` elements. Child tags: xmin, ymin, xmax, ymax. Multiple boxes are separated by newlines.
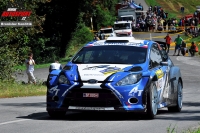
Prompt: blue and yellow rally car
<box><xmin>46</xmin><ymin>37</ymin><xmax>183</xmax><ymax>119</ymax></box>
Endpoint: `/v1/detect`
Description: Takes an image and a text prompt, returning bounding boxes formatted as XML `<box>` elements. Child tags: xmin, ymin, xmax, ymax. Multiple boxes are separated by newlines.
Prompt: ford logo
<box><xmin>88</xmin><ymin>79</ymin><xmax>98</xmax><ymax>84</ymax></box>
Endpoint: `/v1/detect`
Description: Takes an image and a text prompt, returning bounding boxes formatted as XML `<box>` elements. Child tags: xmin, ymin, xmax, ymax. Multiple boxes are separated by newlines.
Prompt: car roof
<box><xmin>106</xmin><ymin>37</ymin><xmax>135</xmax><ymax>41</ymax></box>
<box><xmin>85</xmin><ymin>37</ymin><xmax>154</xmax><ymax>47</ymax></box>
<box><xmin>120</xmin><ymin>15</ymin><xmax>134</xmax><ymax>17</ymax></box>
<box><xmin>100</xmin><ymin>28</ymin><xmax>113</xmax><ymax>30</ymax></box>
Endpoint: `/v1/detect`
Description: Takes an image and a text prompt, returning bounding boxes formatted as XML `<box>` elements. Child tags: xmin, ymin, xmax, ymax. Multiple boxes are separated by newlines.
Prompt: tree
<box><xmin>0</xmin><ymin>0</ymin><xmax>49</xmax><ymax>81</ymax></box>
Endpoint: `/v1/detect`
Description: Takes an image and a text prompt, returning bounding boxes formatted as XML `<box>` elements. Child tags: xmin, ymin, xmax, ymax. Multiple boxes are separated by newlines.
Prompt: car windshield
<box><xmin>114</xmin><ymin>23</ymin><xmax>131</xmax><ymax>30</ymax></box>
<box><xmin>72</xmin><ymin>45</ymin><xmax>147</xmax><ymax>64</ymax></box>
<box><xmin>119</xmin><ymin>17</ymin><xmax>133</xmax><ymax>21</ymax></box>
<box><xmin>100</xmin><ymin>29</ymin><xmax>112</xmax><ymax>34</ymax></box>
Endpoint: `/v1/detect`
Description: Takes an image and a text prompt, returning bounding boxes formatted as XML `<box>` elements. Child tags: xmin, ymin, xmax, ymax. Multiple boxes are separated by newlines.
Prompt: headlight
<box><xmin>58</xmin><ymin>74</ymin><xmax>70</xmax><ymax>84</ymax></box>
<box><xmin>116</xmin><ymin>73</ymin><xmax>142</xmax><ymax>86</ymax></box>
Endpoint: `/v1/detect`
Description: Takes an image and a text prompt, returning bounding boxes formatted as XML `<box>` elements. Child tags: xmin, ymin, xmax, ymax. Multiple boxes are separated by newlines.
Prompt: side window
<box><xmin>149</xmin><ymin>44</ymin><xmax>163</xmax><ymax>69</ymax></box>
<box><xmin>157</xmin><ymin>43</ymin><xmax>168</xmax><ymax>61</ymax></box>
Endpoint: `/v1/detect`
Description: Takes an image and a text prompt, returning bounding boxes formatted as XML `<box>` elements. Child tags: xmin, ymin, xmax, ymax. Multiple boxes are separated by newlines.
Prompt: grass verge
<box><xmin>0</xmin><ymin>81</ymin><xmax>46</xmax><ymax>98</ymax></box>
<box><xmin>145</xmin><ymin>0</ymin><xmax>199</xmax><ymax>18</ymax></box>
<box><xmin>167</xmin><ymin>124</ymin><xmax>200</xmax><ymax>133</ymax></box>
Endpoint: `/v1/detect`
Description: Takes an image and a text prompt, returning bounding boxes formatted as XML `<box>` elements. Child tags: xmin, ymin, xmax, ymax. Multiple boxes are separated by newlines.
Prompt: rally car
<box><xmin>97</xmin><ymin>27</ymin><xmax>116</xmax><ymax>40</ymax></box>
<box><xmin>46</xmin><ymin>37</ymin><xmax>183</xmax><ymax>119</ymax></box>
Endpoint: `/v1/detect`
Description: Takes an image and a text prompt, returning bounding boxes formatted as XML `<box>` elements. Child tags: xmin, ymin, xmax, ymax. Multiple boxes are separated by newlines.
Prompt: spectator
<box><xmin>49</xmin><ymin>60</ymin><xmax>62</xmax><ymax>73</ymax></box>
<box><xmin>180</xmin><ymin>41</ymin><xmax>187</xmax><ymax>56</ymax></box>
<box><xmin>189</xmin><ymin>42</ymin><xmax>199</xmax><ymax>56</ymax></box>
<box><xmin>25</xmin><ymin>53</ymin><xmax>36</xmax><ymax>84</ymax></box>
<box><xmin>94</xmin><ymin>34</ymin><xmax>100</xmax><ymax>41</ymax></box>
<box><xmin>100</xmin><ymin>30</ymin><xmax>105</xmax><ymax>40</ymax></box>
<box><xmin>164</xmin><ymin>33</ymin><xmax>171</xmax><ymax>53</ymax></box>
<box><xmin>173</xmin><ymin>35</ymin><xmax>183</xmax><ymax>56</ymax></box>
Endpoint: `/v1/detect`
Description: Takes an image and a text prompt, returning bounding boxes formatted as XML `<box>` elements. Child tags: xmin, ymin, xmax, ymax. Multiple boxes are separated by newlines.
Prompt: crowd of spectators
<box><xmin>132</xmin><ymin>5</ymin><xmax>200</xmax><ymax>37</ymax></box>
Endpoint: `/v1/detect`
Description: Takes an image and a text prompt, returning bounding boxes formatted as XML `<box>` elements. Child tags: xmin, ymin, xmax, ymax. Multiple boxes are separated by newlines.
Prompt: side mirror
<box><xmin>160</xmin><ymin>61</ymin><xmax>168</xmax><ymax>66</ymax></box>
<box><xmin>161</xmin><ymin>50</ymin><xmax>168</xmax><ymax>61</ymax></box>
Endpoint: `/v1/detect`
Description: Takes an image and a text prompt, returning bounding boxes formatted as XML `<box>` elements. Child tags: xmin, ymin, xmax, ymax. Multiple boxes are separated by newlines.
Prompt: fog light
<box><xmin>128</xmin><ymin>97</ymin><xmax>138</xmax><ymax>104</ymax></box>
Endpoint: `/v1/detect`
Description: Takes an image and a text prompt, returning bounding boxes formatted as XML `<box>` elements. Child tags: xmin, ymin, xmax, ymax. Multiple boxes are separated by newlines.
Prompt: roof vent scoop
<box><xmin>129</xmin><ymin>66</ymin><xmax>143</xmax><ymax>72</ymax></box>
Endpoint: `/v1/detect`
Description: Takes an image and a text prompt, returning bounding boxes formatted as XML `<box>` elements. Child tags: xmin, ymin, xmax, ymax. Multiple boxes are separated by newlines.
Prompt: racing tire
<box><xmin>146</xmin><ymin>82</ymin><xmax>158</xmax><ymax>119</ymax></box>
<box><xmin>48</xmin><ymin>111</ymin><xmax>66</xmax><ymax>118</ymax></box>
<box><xmin>168</xmin><ymin>80</ymin><xmax>182</xmax><ymax>112</ymax></box>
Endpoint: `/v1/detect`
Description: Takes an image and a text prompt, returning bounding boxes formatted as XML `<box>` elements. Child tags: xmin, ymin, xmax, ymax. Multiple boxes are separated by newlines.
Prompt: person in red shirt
<box><xmin>164</xmin><ymin>33</ymin><xmax>172</xmax><ymax>53</ymax></box>
<box><xmin>189</xmin><ymin>42</ymin><xmax>199</xmax><ymax>56</ymax></box>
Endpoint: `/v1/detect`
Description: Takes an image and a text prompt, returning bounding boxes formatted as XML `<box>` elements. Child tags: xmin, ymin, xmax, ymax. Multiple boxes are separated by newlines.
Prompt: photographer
<box><xmin>25</xmin><ymin>53</ymin><xmax>36</xmax><ymax>84</ymax></box>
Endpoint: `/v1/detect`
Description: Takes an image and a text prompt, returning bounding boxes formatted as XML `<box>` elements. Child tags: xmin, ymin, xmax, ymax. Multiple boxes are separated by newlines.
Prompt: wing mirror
<box><xmin>160</xmin><ymin>61</ymin><xmax>168</xmax><ymax>66</ymax></box>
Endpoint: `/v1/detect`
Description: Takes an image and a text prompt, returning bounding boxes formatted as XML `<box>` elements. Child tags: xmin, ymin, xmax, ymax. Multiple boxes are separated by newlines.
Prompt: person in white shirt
<box><xmin>25</xmin><ymin>53</ymin><xmax>36</xmax><ymax>84</ymax></box>
<box><xmin>49</xmin><ymin>60</ymin><xmax>62</xmax><ymax>73</ymax></box>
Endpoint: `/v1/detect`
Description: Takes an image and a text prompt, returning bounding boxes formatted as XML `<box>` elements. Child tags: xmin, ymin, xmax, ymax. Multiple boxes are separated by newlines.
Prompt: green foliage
<box><xmin>95</xmin><ymin>5</ymin><xmax>116</xmax><ymax>29</ymax></box>
<box><xmin>0</xmin><ymin>0</ymin><xmax>119</xmax><ymax>81</ymax></box>
<box><xmin>0</xmin><ymin>0</ymin><xmax>50</xmax><ymax>81</ymax></box>
<box><xmin>0</xmin><ymin>45</ymin><xmax>21</xmax><ymax>81</ymax></box>
<box><xmin>66</xmin><ymin>13</ymin><xmax>93</xmax><ymax>57</ymax></box>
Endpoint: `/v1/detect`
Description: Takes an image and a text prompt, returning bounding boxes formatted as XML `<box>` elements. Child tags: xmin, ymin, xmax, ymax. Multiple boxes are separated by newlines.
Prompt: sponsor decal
<box><xmin>82</xmin><ymin>65</ymin><xmax>109</xmax><ymax>70</ymax></box>
<box><xmin>83</xmin><ymin>74</ymin><xmax>104</xmax><ymax>76</ymax></box>
<box><xmin>100</xmin><ymin>67</ymin><xmax>123</xmax><ymax>75</ymax></box>
<box><xmin>68</xmin><ymin>106</ymin><xmax>114</xmax><ymax>110</ymax></box>
<box><xmin>128</xmin><ymin>85</ymin><xmax>143</xmax><ymax>96</ymax></box>
<box><xmin>157</xmin><ymin>77</ymin><xmax>163</xmax><ymax>89</ymax></box>
<box><xmin>82</xmin><ymin>65</ymin><xmax>124</xmax><ymax>76</ymax></box>
<box><xmin>155</xmin><ymin>69</ymin><xmax>164</xmax><ymax>79</ymax></box>
<box><xmin>48</xmin><ymin>85</ymin><xmax>59</xmax><ymax>95</ymax></box>
<box><xmin>93</xmin><ymin>42</ymin><xmax>141</xmax><ymax>46</ymax></box>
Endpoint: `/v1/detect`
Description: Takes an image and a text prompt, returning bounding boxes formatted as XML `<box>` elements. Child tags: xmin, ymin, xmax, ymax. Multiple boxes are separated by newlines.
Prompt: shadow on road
<box><xmin>1</xmin><ymin>102</ymin><xmax>46</xmax><ymax>107</ymax></box>
<box><xmin>4</xmin><ymin>100</ymin><xmax>198</xmax><ymax>121</ymax></box>
<box><xmin>183</xmin><ymin>101</ymin><xmax>200</xmax><ymax>107</ymax></box>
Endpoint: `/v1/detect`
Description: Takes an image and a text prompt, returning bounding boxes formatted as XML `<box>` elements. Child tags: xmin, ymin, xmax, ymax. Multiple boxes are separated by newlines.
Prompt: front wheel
<box><xmin>147</xmin><ymin>82</ymin><xmax>158</xmax><ymax>119</ymax></box>
<box><xmin>48</xmin><ymin>110</ymin><xmax>66</xmax><ymax>118</ymax></box>
<box><xmin>168</xmin><ymin>80</ymin><xmax>183</xmax><ymax>112</ymax></box>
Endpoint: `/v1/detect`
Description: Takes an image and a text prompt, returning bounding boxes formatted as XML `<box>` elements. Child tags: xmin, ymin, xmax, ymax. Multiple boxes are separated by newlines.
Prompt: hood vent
<box><xmin>129</xmin><ymin>66</ymin><xmax>142</xmax><ymax>72</ymax></box>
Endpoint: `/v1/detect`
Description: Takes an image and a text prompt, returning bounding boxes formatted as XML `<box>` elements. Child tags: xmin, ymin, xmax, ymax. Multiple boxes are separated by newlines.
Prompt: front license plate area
<box><xmin>83</xmin><ymin>93</ymin><xmax>99</xmax><ymax>98</ymax></box>
<box><xmin>76</xmin><ymin>107</ymin><xmax>105</xmax><ymax>110</ymax></box>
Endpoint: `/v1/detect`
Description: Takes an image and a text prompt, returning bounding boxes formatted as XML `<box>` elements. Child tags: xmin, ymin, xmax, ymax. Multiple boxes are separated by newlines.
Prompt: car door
<box><xmin>158</xmin><ymin>43</ymin><xmax>177</xmax><ymax>104</ymax></box>
<box><xmin>149</xmin><ymin>43</ymin><xmax>167</xmax><ymax>105</ymax></box>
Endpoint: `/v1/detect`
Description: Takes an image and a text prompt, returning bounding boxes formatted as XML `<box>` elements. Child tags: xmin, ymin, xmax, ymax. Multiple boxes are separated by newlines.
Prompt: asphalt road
<box><xmin>1</xmin><ymin>2</ymin><xmax>200</xmax><ymax>133</ymax></box>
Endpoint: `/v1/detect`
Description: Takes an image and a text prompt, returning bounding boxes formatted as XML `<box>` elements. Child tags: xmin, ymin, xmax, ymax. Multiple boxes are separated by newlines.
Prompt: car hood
<box><xmin>77</xmin><ymin>64</ymin><xmax>132</xmax><ymax>81</ymax></box>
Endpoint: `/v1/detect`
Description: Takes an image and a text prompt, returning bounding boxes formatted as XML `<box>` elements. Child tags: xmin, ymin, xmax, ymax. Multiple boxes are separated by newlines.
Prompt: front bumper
<box><xmin>46</xmin><ymin>76</ymin><xmax>149</xmax><ymax>112</ymax></box>
<box><xmin>47</xmin><ymin>86</ymin><xmax>147</xmax><ymax>112</ymax></box>
<box><xmin>47</xmin><ymin>106</ymin><xmax>146</xmax><ymax>112</ymax></box>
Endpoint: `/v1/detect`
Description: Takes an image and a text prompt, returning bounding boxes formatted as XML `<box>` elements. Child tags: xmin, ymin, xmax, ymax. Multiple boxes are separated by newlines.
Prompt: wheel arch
<box><xmin>178</xmin><ymin>77</ymin><xmax>183</xmax><ymax>88</ymax></box>
<box><xmin>142</xmin><ymin>74</ymin><xmax>157</xmax><ymax>107</ymax></box>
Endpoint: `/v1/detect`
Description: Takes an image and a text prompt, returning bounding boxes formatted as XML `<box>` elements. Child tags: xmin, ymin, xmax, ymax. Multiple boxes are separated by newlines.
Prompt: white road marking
<box><xmin>0</xmin><ymin>115</ymin><xmax>47</xmax><ymax>126</ymax></box>
<box><xmin>0</xmin><ymin>119</ymin><xmax>29</xmax><ymax>126</ymax></box>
